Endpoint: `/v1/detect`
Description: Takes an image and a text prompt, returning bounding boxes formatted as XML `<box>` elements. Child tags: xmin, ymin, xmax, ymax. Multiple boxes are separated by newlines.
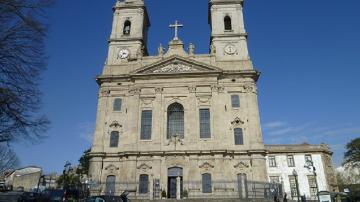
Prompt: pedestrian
<box><xmin>283</xmin><ymin>193</ymin><xmax>288</xmax><ymax>202</ymax></box>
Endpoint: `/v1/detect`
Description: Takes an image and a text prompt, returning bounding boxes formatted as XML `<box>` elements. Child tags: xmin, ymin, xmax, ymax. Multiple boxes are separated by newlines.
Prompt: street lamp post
<box><xmin>292</xmin><ymin>169</ymin><xmax>300</xmax><ymax>202</ymax></box>
<box><xmin>63</xmin><ymin>161</ymin><xmax>71</xmax><ymax>190</ymax></box>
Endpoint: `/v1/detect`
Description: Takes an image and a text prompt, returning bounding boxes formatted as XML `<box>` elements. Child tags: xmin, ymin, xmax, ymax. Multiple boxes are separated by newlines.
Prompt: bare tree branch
<box><xmin>0</xmin><ymin>144</ymin><xmax>19</xmax><ymax>174</ymax></box>
<box><xmin>0</xmin><ymin>0</ymin><xmax>52</xmax><ymax>144</ymax></box>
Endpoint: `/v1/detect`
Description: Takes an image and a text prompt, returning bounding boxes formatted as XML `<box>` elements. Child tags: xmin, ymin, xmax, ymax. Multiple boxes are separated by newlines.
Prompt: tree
<box><xmin>0</xmin><ymin>0</ymin><xmax>52</xmax><ymax>144</ymax></box>
<box><xmin>0</xmin><ymin>144</ymin><xmax>19</xmax><ymax>174</ymax></box>
<box><xmin>77</xmin><ymin>148</ymin><xmax>91</xmax><ymax>175</ymax></box>
<box><xmin>343</xmin><ymin>137</ymin><xmax>360</xmax><ymax>168</ymax></box>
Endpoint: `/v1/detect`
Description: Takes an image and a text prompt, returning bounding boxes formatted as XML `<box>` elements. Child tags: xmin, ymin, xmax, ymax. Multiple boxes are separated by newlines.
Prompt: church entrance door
<box><xmin>168</xmin><ymin>167</ymin><xmax>183</xmax><ymax>199</ymax></box>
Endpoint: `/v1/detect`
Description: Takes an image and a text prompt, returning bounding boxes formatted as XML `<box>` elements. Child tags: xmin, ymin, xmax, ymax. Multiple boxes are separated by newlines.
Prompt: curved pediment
<box><xmin>131</xmin><ymin>55</ymin><xmax>222</xmax><ymax>76</ymax></box>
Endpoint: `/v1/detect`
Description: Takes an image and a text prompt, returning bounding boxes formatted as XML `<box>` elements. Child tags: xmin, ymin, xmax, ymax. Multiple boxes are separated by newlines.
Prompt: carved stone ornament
<box><xmin>153</xmin><ymin>63</ymin><xmax>198</xmax><ymax>73</ymax></box>
<box><xmin>231</xmin><ymin>117</ymin><xmax>244</xmax><ymax>126</ymax></box>
<box><xmin>199</xmin><ymin>162</ymin><xmax>215</xmax><ymax>170</ymax></box>
<box><xmin>109</xmin><ymin>121</ymin><xmax>122</xmax><ymax>129</ymax></box>
<box><xmin>244</xmin><ymin>84</ymin><xmax>256</xmax><ymax>94</ymax></box>
<box><xmin>129</xmin><ymin>88</ymin><xmax>141</xmax><ymax>95</ymax></box>
<box><xmin>137</xmin><ymin>163</ymin><xmax>152</xmax><ymax>172</ymax></box>
<box><xmin>155</xmin><ymin>87</ymin><xmax>164</xmax><ymax>94</ymax></box>
<box><xmin>100</xmin><ymin>89</ymin><xmax>110</xmax><ymax>97</ymax></box>
<box><xmin>141</xmin><ymin>97</ymin><xmax>155</xmax><ymax>105</ymax></box>
<box><xmin>234</xmin><ymin>161</ymin><xmax>250</xmax><ymax>169</ymax></box>
<box><xmin>224</xmin><ymin>44</ymin><xmax>238</xmax><ymax>55</ymax></box>
<box><xmin>188</xmin><ymin>86</ymin><xmax>196</xmax><ymax>93</ymax></box>
<box><xmin>105</xmin><ymin>164</ymin><xmax>119</xmax><ymax>173</ymax></box>
<box><xmin>218</xmin><ymin>86</ymin><xmax>225</xmax><ymax>93</ymax></box>
<box><xmin>197</xmin><ymin>95</ymin><xmax>212</xmax><ymax>104</ymax></box>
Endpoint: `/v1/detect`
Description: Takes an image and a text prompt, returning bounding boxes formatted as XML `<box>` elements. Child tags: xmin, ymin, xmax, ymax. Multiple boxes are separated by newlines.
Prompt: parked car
<box><xmin>86</xmin><ymin>192</ymin><xmax>131</xmax><ymax>202</ymax></box>
<box><xmin>39</xmin><ymin>189</ymin><xmax>66</xmax><ymax>202</ymax></box>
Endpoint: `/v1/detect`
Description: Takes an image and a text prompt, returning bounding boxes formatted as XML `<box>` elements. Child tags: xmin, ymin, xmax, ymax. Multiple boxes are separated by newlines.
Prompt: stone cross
<box><xmin>169</xmin><ymin>20</ymin><xmax>183</xmax><ymax>40</ymax></box>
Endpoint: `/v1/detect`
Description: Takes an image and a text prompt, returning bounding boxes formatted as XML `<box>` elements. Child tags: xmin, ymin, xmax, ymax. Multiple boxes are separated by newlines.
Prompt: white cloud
<box><xmin>263</xmin><ymin>121</ymin><xmax>287</xmax><ymax>129</ymax></box>
<box><xmin>267</xmin><ymin>123</ymin><xmax>312</xmax><ymax>136</ymax></box>
<box><xmin>262</xmin><ymin>121</ymin><xmax>360</xmax><ymax>167</ymax></box>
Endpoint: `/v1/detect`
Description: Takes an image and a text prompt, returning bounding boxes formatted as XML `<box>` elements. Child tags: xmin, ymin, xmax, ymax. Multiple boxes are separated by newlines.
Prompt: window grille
<box><xmin>167</xmin><ymin>103</ymin><xmax>184</xmax><ymax>139</ymax></box>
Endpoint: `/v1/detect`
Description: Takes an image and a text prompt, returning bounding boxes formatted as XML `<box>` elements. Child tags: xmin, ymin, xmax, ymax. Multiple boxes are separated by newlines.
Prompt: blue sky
<box><xmin>13</xmin><ymin>0</ymin><xmax>360</xmax><ymax>174</ymax></box>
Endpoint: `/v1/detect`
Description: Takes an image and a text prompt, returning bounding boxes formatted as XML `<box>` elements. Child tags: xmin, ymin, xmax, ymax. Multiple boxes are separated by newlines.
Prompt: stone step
<box><xmin>131</xmin><ymin>199</ymin><xmax>274</xmax><ymax>202</ymax></box>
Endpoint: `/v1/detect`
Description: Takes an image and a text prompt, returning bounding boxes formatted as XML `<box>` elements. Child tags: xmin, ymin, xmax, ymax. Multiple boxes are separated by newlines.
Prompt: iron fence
<box><xmin>88</xmin><ymin>180</ymin><xmax>282</xmax><ymax>200</ymax></box>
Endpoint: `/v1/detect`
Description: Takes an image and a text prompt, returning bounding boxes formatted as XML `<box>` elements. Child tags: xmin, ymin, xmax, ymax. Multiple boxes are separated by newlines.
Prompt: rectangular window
<box><xmin>113</xmin><ymin>98</ymin><xmax>122</xmax><ymax>111</ymax></box>
<box><xmin>202</xmin><ymin>173</ymin><xmax>212</xmax><ymax>193</ymax></box>
<box><xmin>110</xmin><ymin>131</ymin><xmax>119</xmax><ymax>148</ymax></box>
<box><xmin>305</xmin><ymin>154</ymin><xmax>312</xmax><ymax>163</ymax></box>
<box><xmin>139</xmin><ymin>174</ymin><xmax>149</xmax><ymax>194</ymax></box>
<box><xmin>234</xmin><ymin>128</ymin><xmax>244</xmax><ymax>145</ymax></box>
<box><xmin>289</xmin><ymin>176</ymin><xmax>298</xmax><ymax>197</ymax></box>
<box><xmin>287</xmin><ymin>155</ymin><xmax>295</xmax><ymax>167</ymax></box>
<box><xmin>231</xmin><ymin>95</ymin><xmax>240</xmax><ymax>108</ymax></box>
<box><xmin>307</xmin><ymin>175</ymin><xmax>318</xmax><ymax>197</ymax></box>
<box><xmin>140</xmin><ymin>110</ymin><xmax>152</xmax><ymax>140</ymax></box>
<box><xmin>268</xmin><ymin>156</ymin><xmax>277</xmax><ymax>167</ymax></box>
<box><xmin>269</xmin><ymin>176</ymin><xmax>280</xmax><ymax>183</ymax></box>
<box><xmin>199</xmin><ymin>109</ymin><xmax>211</xmax><ymax>138</ymax></box>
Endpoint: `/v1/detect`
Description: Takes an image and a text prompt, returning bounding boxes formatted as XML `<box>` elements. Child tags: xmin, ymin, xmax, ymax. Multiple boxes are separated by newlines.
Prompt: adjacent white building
<box><xmin>266</xmin><ymin>144</ymin><xmax>337</xmax><ymax>200</ymax></box>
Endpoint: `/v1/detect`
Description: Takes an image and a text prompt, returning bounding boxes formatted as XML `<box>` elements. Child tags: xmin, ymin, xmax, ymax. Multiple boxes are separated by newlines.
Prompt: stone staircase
<box><xmin>131</xmin><ymin>199</ymin><xmax>274</xmax><ymax>202</ymax></box>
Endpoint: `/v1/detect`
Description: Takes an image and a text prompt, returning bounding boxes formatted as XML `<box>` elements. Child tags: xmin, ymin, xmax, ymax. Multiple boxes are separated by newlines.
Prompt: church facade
<box><xmin>88</xmin><ymin>0</ymin><xmax>336</xmax><ymax>200</ymax></box>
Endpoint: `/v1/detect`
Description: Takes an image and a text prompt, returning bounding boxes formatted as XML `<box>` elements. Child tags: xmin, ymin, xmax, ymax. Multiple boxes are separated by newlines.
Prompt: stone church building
<box><xmin>88</xmin><ymin>0</ymin><xmax>337</xmax><ymax>200</ymax></box>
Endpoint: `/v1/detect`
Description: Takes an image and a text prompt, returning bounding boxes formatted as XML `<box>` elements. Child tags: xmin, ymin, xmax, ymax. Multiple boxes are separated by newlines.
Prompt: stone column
<box><xmin>176</xmin><ymin>176</ymin><xmax>181</xmax><ymax>200</ymax></box>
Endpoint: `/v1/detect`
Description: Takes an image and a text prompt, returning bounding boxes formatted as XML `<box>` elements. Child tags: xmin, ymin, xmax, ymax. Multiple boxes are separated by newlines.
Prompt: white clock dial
<box><xmin>224</xmin><ymin>44</ymin><xmax>237</xmax><ymax>55</ymax></box>
<box><xmin>118</xmin><ymin>49</ymin><xmax>129</xmax><ymax>59</ymax></box>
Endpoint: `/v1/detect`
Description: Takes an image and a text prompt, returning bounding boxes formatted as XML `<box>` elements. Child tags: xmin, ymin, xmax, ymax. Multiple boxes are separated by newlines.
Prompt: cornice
<box><xmin>88</xmin><ymin>149</ymin><xmax>267</xmax><ymax>158</ymax></box>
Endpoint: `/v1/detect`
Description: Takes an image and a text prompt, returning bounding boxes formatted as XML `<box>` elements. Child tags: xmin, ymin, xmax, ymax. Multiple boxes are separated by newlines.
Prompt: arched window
<box><xmin>110</xmin><ymin>131</ymin><xmax>119</xmax><ymax>148</ymax></box>
<box><xmin>167</xmin><ymin>103</ymin><xmax>184</xmax><ymax>139</ymax></box>
<box><xmin>202</xmin><ymin>173</ymin><xmax>212</xmax><ymax>193</ymax></box>
<box><xmin>105</xmin><ymin>175</ymin><xmax>116</xmax><ymax>195</ymax></box>
<box><xmin>113</xmin><ymin>98</ymin><xmax>122</xmax><ymax>111</ymax></box>
<box><xmin>224</xmin><ymin>16</ymin><xmax>232</xmax><ymax>31</ymax></box>
<box><xmin>123</xmin><ymin>20</ymin><xmax>131</xmax><ymax>35</ymax></box>
<box><xmin>139</xmin><ymin>174</ymin><xmax>149</xmax><ymax>194</ymax></box>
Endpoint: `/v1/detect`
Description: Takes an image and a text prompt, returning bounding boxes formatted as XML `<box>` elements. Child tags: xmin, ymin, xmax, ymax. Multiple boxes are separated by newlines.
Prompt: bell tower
<box><xmin>107</xmin><ymin>0</ymin><xmax>150</xmax><ymax>65</ymax></box>
<box><xmin>209</xmin><ymin>0</ymin><xmax>250</xmax><ymax>61</ymax></box>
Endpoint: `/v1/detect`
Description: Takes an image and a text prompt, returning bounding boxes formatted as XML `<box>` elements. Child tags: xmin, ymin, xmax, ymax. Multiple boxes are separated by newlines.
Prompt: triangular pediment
<box><xmin>131</xmin><ymin>55</ymin><xmax>222</xmax><ymax>75</ymax></box>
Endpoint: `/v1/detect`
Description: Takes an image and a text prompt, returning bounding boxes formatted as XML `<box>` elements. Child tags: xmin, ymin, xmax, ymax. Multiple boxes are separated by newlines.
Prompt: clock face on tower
<box><xmin>118</xmin><ymin>49</ymin><xmax>129</xmax><ymax>59</ymax></box>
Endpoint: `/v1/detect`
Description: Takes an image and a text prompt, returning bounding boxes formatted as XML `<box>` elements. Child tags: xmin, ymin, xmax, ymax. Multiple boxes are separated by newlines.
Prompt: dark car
<box><xmin>86</xmin><ymin>195</ymin><xmax>122</xmax><ymax>202</ymax></box>
<box><xmin>86</xmin><ymin>192</ymin><xmax>131</xmax><ymax>202</ymax></box>
<box><xmin>39</xmin><ymin>189</ymin><xmax>65</xmax><ymax>202</ymax></box>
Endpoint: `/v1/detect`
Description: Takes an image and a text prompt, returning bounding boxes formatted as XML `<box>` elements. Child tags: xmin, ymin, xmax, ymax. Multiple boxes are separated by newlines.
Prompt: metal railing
<box><xmin>88</xmin><ymin>180</ymin><xmax>282</xmax><ymax>200</ymax></box>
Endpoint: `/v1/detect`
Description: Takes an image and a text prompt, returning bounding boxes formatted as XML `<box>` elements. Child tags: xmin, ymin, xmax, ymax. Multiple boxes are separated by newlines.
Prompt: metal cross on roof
<box><xmin>169</xmin><ymin>20</ymin><xmax>183</xmax><ymax>40</ymax></box>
